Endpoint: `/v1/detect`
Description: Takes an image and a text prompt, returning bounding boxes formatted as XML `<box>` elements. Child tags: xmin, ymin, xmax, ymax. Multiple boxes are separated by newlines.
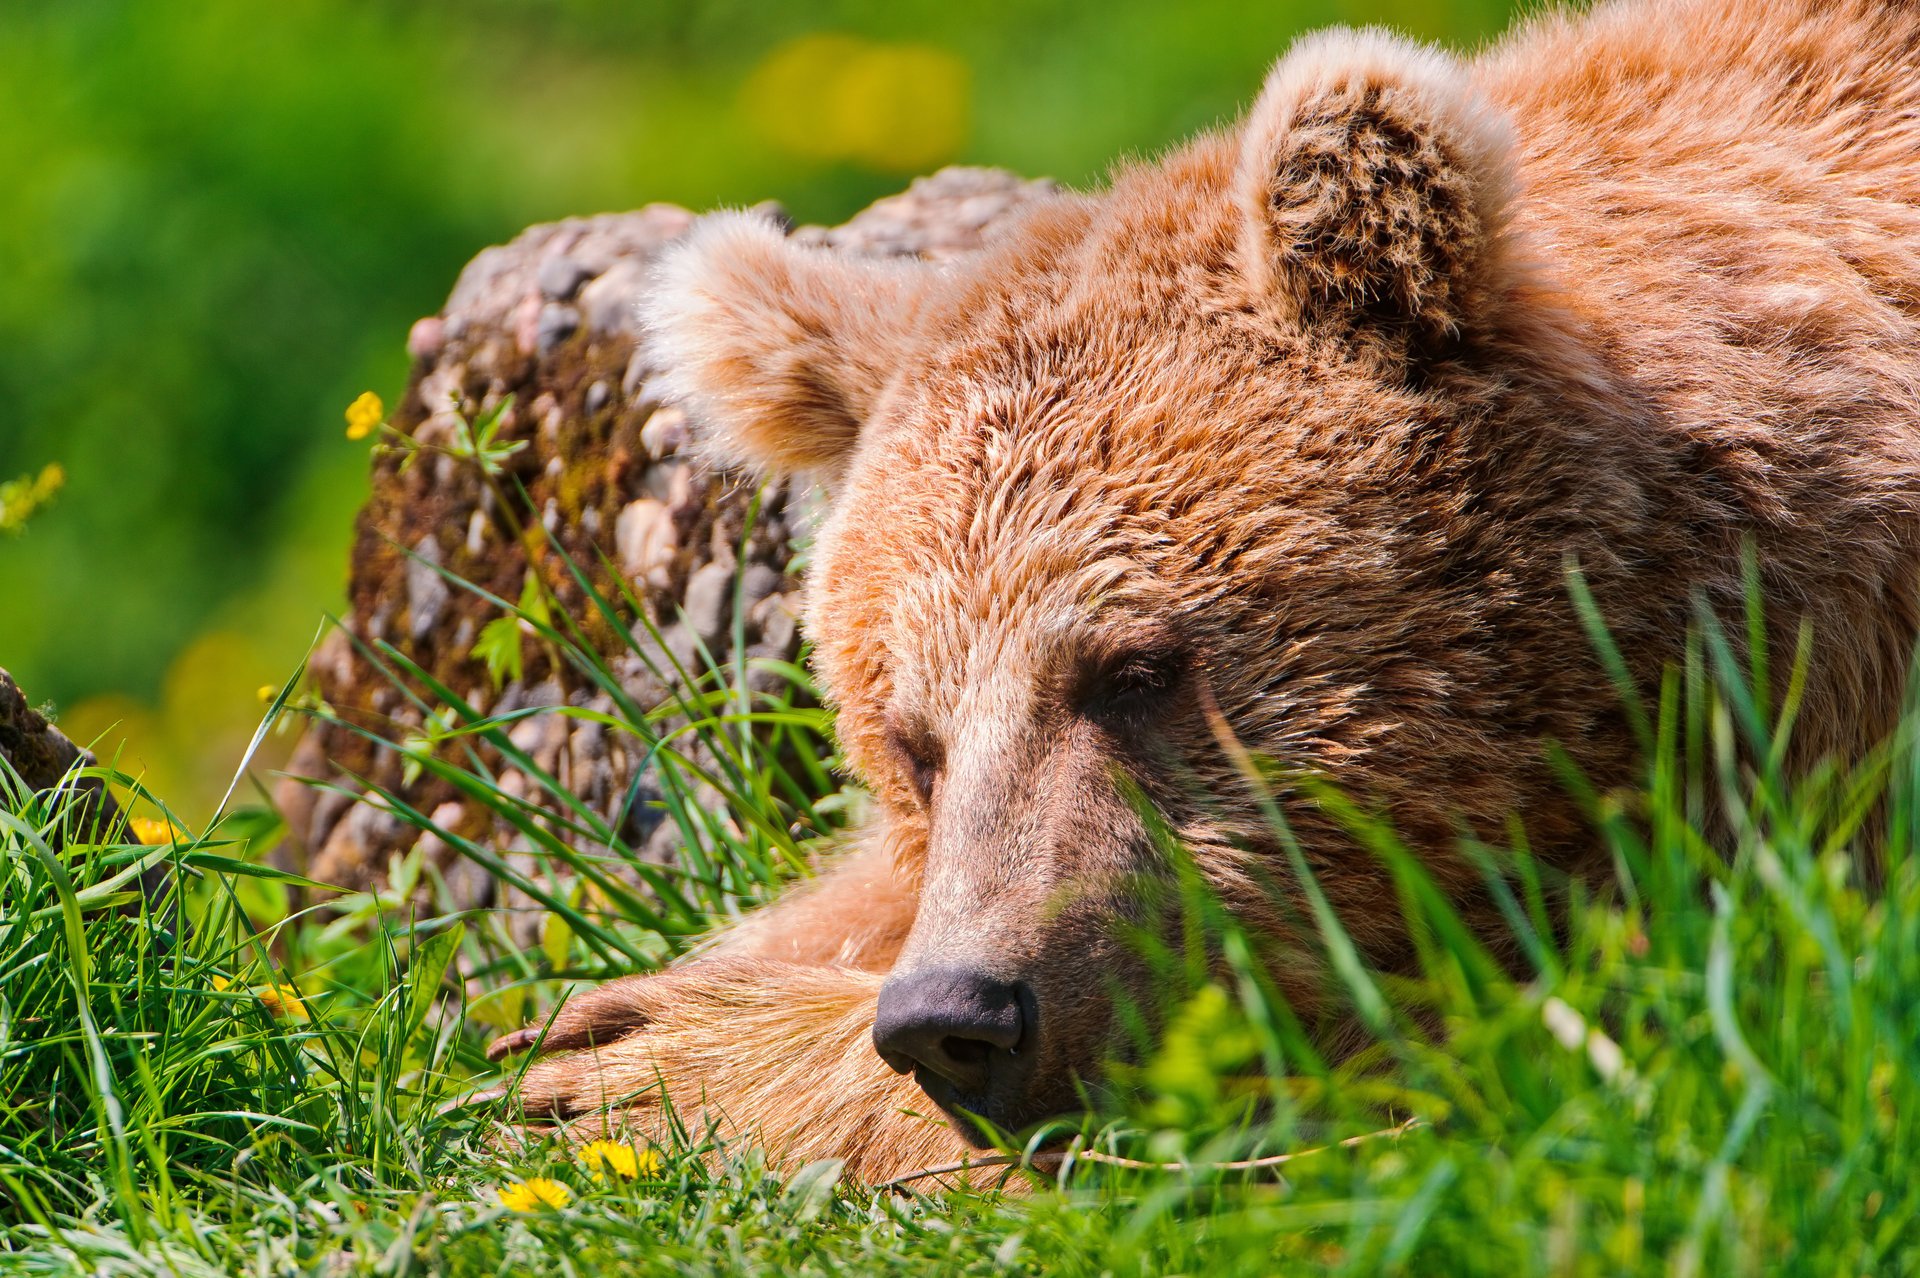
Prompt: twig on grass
<box><xmin>877</xmin><ymin>1116</ymin><xmax>1423</xmax><ymax>1191</ymax></box>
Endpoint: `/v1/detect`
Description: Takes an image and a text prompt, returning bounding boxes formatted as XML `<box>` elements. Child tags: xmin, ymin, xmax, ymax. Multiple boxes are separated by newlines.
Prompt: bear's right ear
<box><xmin>1234</xmin><ymin>29</ymin><xmax>1517</xmax><ymax>357</ymax></box>
<box><xmin>642</xmin><ymin>213</ymin><xmax>937</xmax><ymax>480</ymax></box>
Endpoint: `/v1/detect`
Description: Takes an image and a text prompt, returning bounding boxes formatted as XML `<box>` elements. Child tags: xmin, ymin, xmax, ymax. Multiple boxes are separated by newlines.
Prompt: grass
<box><xmin>1</xmin><ymin>549</ymin><xmax>1917</xmax><ymax>1275</ymax></box>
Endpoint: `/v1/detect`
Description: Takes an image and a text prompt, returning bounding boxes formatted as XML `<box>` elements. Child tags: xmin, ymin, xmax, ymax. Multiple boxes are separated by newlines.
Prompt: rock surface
<box><xmin>0</xmin><ymin>665</ymin><xmax>122</xmax><ymax>842</ymax></box>
<box><xmin>276</xmin><ymin>168</ymin><xmax>1057</xmax><ymax>924</ymax></box>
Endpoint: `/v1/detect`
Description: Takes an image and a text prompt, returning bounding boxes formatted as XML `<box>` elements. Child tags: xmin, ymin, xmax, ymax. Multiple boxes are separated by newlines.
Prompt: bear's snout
<box><xmin>872</xmin><ymin>968</ymin><xmax>1035</xmax><ymax>1130</ymax></box>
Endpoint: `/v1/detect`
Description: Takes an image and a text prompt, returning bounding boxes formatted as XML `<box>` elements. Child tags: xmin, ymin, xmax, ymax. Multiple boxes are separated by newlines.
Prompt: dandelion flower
<box><xmin>129</xmin><ymin>817</ymin><xmax>180</xmax><ymax>845</ymax></box>
<box><xmin>498</xmin><ymin>1178</ymin><xmax>571</xmax><ymax>1212</ymax></box>
<box><xmin>254</xmin><ymin>983</ymin><xmax>309</xmax><ymax>1021</ymax></box>
<box><xmin>345</xmin><ymin>391</ymin><xmax>385</xmax><ymax>441</ymax></box>
<box><xmin>211</xmin><ymin>973</ymin><xmax>306</xmax><ymax>1019</ymax></box>
<box><xmin>0</xmin><ymin>463</ymin><xmax>64</xmax><ymax>534</ymax></box>
<box><xmin>577</xmin><ymin>1140</ymin><xmax>660</xmax><ymax>1181</ymax></box>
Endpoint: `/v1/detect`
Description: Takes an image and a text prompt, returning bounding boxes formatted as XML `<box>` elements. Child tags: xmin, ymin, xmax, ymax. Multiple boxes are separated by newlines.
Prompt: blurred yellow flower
<box><xmin>740</xmin><ymin>35</ymin><xmax>969</xmax><ymax>173</ymax></box>
<box><xmin>211</xmin><ymin>971</ymin><xmax>306</xmax><ymax>1018</ymax></box>
<box><xmin>256</xmin><ymin>684</ymin><xmax>277</xmax><ymax>705</ymax></box>
<box><xmin>0</xmin><ymin>462</ymin><xmax>66</xmax><ymax>535</ymax></box>
<box><xmin>345</xmin><ymin>391</ymin><xmax>384</xmax><ymax>440</ymax></box>
<box><xmin>254</xmin><ymin>983</ymin><xmax>309</xmax><ymax>1021</ymax></box>
<box><xmin>576</xmin><ymin>1140</ymin><xmax>661</xmax><ymax>1182</ymax></box>
<box><xmin>498</xmin><ymin>1178</ymin><xmax>571</xmax><ymax>1212</ymax></box>
<box><xmin>129</xmin><ymin>817</ymin><xmax>182</xmax><ymax>845</ymax></box>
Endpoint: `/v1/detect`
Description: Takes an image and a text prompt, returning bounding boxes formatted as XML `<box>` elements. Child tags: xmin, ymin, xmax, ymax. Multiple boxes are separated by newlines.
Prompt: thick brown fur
<box><xmin>483</xmin><ymin>0</ymin><xmax>1920</xmax><ymax>1183</ymax></box>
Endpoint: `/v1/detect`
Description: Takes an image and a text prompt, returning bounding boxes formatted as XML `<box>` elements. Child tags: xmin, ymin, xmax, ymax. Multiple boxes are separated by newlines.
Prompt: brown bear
<box><xmin>477</xmin><ymin>0</ymin><xmax>1920</xmax><ymax>1182</ymax></box>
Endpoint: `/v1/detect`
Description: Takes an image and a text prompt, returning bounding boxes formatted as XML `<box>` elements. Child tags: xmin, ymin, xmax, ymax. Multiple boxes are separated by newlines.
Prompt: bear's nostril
<box><xmin>872</xmin><ymin>968</ymin><xmax>1026</xmax><ymax>1095</ymax></box>
<box><xmin>942</xmin><ymin>1035</ymin><xmax>990</xmax><ymax>1068</ymax></box>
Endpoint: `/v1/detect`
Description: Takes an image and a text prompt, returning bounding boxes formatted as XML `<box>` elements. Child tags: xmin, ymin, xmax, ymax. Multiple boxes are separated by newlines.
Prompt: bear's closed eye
<box><xmin>1070</xmin><ymin>641</ymin><xmax>1191</xmax><ymax>720</ymax></box>
<box><xmin>889</xmin><ymin>727</ymin><xmax>943</xmax><ymax>803</ymax></box>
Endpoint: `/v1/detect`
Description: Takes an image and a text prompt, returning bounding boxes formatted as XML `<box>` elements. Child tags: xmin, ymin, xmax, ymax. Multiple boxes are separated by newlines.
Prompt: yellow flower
<box><xmin>740</xmin><ymin>35</ymin><xmax>969</xmax><ymax>173</ymax></box>
<box><xmin>345</xmin><ymin>391</ymin><xmax>385</xmax><ymax>440</ymax></box>
<box><xmin>0</xmin><ymin>463</ymin><xmax>64</xmax><ymax>534</ymax></box>
<box><xmin>497</xmin><ymin>1178</ymin><xmax>571</xmax><ymax>1212</ymax></box>
<box><xmin>212</xmin><ymin>971</ymin><xmax>306</xmax><ymax>1018</ymax></box>
<box><xmin>257</xmin><ymin>684</ymin><xmax>277</xmax><ymax>704</ymax></box>
<box><xmin>129</xmin><ymin>816</ymin><xmax>182</xmax><ymax>845</ymax></box>
<box><xmin>254</xmin><ymin>983</ymin><xmax>309</xmax><ymax>1021</ymax></box>
<box><xmin>576</xmin><ymin>1140</ymin><xmax>660</xmax><ymax>1181</ymax></box>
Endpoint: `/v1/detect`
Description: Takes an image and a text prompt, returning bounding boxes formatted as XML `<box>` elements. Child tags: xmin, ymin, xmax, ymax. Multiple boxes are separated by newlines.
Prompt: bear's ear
<box><xmin>1234</xmin><ymin>29</ymin><xmax>1516</xmax><ymax>355</ymax></box>
<box><xmin>643</xmin><ymin>212</ymin><xmax>937</xmax><ymax>478</ymax></box>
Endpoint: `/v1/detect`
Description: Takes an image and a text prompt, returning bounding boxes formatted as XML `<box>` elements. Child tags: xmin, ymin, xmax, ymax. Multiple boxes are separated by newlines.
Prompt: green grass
<box><xmin>2</xmin><ymin>565</ymin><xmax>1917</xmax><ymax>1275</ymax></box>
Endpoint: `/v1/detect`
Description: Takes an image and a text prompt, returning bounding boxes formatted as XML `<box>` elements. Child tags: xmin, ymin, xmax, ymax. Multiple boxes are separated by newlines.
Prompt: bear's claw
<box><xmin>483</xmin><ymin>1026</ymin><xmax>543</xmax><ymax>1062</ymax></box>
<box><xmin>480</xmin><ymin>969</ymin><xmax>681</xmax><ymax>1066</ymax></box>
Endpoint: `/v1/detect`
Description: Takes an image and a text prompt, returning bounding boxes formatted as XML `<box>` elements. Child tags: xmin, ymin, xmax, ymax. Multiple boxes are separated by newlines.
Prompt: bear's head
<box><xmin>644</xmin><ymin>32</ymin><xmax>1651</xmax><ymax>1138</ymax></box>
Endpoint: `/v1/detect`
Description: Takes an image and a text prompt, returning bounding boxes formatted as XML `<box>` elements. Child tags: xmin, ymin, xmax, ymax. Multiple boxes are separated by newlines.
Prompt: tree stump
<box><xmin>275</xmin><ymin>168</ymin><xmax>1057</xmax><ymax>925</ymax></box>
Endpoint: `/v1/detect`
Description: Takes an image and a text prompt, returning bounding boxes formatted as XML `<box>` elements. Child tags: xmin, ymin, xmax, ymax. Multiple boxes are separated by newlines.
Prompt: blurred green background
<box><xmin>0</xmin><ymin>0</ymin><xmax>1515</xmax><ymax>821</ymax></box>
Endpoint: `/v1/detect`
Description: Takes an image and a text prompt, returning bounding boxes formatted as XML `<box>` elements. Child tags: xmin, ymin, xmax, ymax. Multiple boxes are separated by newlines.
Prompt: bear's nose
<box><xmin>872</xmin><ymin>968</ymin><xmax>1025</xmax><ymax>1095</ymax></box>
